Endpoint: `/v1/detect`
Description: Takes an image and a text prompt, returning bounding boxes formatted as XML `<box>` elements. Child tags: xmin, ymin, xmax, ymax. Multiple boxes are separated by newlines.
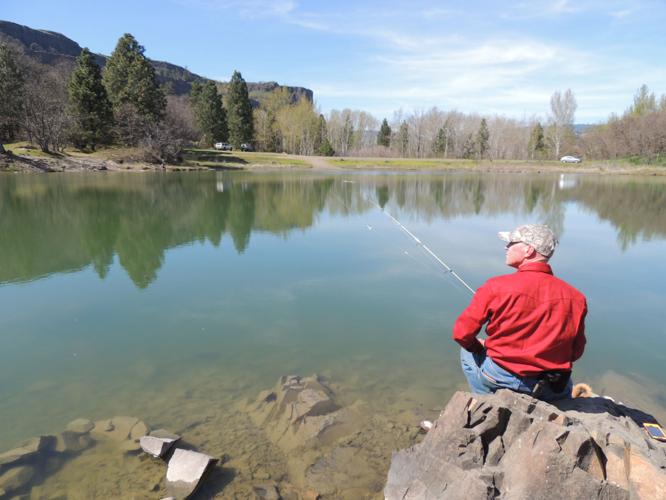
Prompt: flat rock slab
<box><xmin>166</xmin><ymin>449</ymin><xmax>217</xmax><ymax>499</ymax></box>
<box><xmin>140</xmin><ymin>435</ymin><xmax>179</xmax><ymax>458</ymax></box>
<box><xmin>66</xmin><ymin>418</ymin><xmax>94</xmax><ymax>434</ymax></box>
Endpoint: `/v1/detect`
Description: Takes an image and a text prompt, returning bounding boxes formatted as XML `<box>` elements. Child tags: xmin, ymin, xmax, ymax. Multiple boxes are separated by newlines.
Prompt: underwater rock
<box><xmin>90</xmin><ymin>418</ymin><xmax>113</xmax><ymax>435</ymax></box>
<box><xmin>165</xmin><ymin>449</ymin><xmax>217</xmax><ymax>499</ymax></box>
<box><xmin>384</xmin><ymin>390</ymin><xmax>666</xmax><ymax>500</ymax></box>
<box><xmin>0</xmin><ymin>464</ymin><xmax>35</xmax><ymax>496</ymax></box>
<box><xmin>140</xmin><ymin>429</ymin><xmax>180</xmax><ymax>458</ymax></box>
<box><xmin>66</xmin><ymin>418</ymin><xmax>94</xmax><ymax>434</ymax></box>
<box><xmin>90</xmin><ymin>416</ymin><xmax>150</xmax><ymax>447</ymax></box>
<box><xmin>54</xmin><ymin>431</ymin><xmax>92</xmax><ymax>453</ymax></box>
<box><xmin>0</xmin><ymin>436</ymin><xmax>55</xmax><ymax>466</ymax></box>
<box><xmin>247</xmin><ymin>374</ymin><xmax>344</xmax><ymax>452</ymax></box>
<box><xmin>252</xmin><ymin>481</ymin><xmax>280</xmax><ymax>500</ymax></box>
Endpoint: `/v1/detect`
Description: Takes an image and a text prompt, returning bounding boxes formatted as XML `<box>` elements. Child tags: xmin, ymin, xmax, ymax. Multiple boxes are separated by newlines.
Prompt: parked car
<box><xmin>240</xmin><ymin>143</ymin><xmax>254</xmax><ymax>152</ymax></box>
<box><xmin>560</xmin><ymin>155</ymin><xmax>581</xmax><ymax>163</ymax></box>
<box><xmin>214</xmin><ymin>142</ymin><xmax>232</xmax><ymax>151</ymax></box>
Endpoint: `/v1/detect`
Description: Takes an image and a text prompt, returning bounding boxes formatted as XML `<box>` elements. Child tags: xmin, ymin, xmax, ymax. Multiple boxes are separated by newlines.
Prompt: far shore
<box><xmin>2</xmin><ymin>143</ymin><xmax>665</xmax><ymax>176</ymax></box>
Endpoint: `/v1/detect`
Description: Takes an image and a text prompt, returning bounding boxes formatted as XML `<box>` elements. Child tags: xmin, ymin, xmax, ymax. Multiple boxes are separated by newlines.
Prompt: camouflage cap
<box><xmin>498</xmin><ymin>224</ymin><xmax>558</xmax><ymax>257</ymax></box>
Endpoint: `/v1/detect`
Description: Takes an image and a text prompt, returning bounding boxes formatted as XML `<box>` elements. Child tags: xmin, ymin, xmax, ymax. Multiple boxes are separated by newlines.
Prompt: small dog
<box><xmin>572</xmin><ymin>382</ymin><xmax>594</xmax><ymax>398</ymax></box>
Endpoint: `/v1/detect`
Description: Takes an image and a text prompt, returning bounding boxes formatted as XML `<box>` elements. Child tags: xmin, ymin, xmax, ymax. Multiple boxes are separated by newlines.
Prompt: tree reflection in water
<box><xmin>0</xmin><ymin>171</ymin><xmax>664</xmax><ymax>288</ymax></box>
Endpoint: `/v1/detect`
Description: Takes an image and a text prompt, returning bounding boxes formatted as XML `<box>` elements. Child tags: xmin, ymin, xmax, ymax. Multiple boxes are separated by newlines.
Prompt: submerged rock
<box><xmin>252</xmin><ymin>481</ymin><xmax>280</xmax><ymax>499</ymax></box>
<box><xmin>247</xmin><ymin>374</ymin><xmax>344</xmax><ymax>452</ymax></box>
<box><xmin>90</xmin><ymin>416</ymin><xmax>150</xmax><ymax>450</ymax></box>
<box><xmin>384</xmin><ymin>390</ymin><xmax>666</xmax><ymax>500</ymax></box>
<box><xmin>0</xmin><ymin>436</ymin><xmax>55</xmax><ymax>466</ymax></box>
<box><xmin>54</xmin><ymin>431</ymin><xmax>92</xmax><ymax>453</ymax></box>
<box><xmin>0</xmin><ymin>464</ymin><xmax>35</xmax><ymax>496</ymax></box>
<box><xmin>66</xmin><ymin>418</ymin><xmax>94</xmax><ymax>435</ymax></box>
<box><xmin>165</xmin><ymin>449</ymin><xmax>217</xmax><ymax>499</ymax></box>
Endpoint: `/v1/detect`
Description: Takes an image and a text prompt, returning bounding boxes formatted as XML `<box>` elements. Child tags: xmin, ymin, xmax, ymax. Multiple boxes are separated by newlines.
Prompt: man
<box><xmin>452</xmin><ymin>224</ymin><xmax>587</xmax><ymax>401</ymax></box>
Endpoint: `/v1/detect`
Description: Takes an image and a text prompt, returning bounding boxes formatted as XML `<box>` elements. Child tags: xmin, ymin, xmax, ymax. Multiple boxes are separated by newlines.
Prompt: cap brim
<box><xmin>497</xmin><ymin>231</ymin><xmax>511</xmax><ymax>242</ymax></box>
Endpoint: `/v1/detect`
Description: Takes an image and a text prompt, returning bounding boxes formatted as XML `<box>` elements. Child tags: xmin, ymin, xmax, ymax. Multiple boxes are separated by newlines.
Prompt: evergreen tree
<box><xmin>103</xmin><ymin>34</ymin><xmax>165</xmax><ymax>122</ymax></box>
<box><xmin>398</xmin><ymin>121</ymin><xmax>409</xmax><ymax>156</ymax></box>
<box><xmin>190</xmin><ymin>80</ymin><xmax>228</xmax><ymax>146</ymax></box>
<box><xmin>68</xmin><ymin>48</ymin><xmax>114</xmax><ymax>150</ymax></box>
<box><xmin>433</xmin><ymin>127</ymin><xmax>447</xmax><ymax>156</ymax></box>
<box><xmin>461</xmin><ymin>134</ymin><xmax>475</xmax><ymax>159</ymax></box>
<box><xmin>528</xmin><ymin>122</ymin><xmax>546</xmax><ymax>159</ymax></box>
<box><xmin>377</xmin><ymin>118</ymin><xmax>391</xmax><ymax>147</ymax></box>
<box><xmin>226</xmin><ymin>70</ymin><xmax>253</xmax><ymax>147</ymax></box>
<box><xmin>314</xmin><ymin>114</ymin><xmax>335</xmax><ymax>155</ymax></box>
<box><xmin>0</xmin><ymin>43</ymin><xmax>25</xmax><ymax>154</ymax></box>
<box><xmin>476</xmin><ymin>118</ymin><xmax>489</xmax><ymax>159</ymax></box>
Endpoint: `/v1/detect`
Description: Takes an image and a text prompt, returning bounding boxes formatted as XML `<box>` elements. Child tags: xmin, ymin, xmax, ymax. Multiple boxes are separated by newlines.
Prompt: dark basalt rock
<box><xmin>385</xmin><ymin>390</ymin><xmax>666</xmax><ymax>500</ymax></box>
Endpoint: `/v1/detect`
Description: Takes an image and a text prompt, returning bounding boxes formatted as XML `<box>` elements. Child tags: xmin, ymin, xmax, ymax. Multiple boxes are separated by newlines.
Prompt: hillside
<box><xmin>0</xmin><ymin>19</ymin><xmax>313</xmax><ymax>105</ymax></box>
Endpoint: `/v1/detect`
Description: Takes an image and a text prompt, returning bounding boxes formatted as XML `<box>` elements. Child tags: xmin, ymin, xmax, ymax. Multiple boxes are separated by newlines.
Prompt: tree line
<box><xmin>2</xmin><ymin>32</ymin><xmax>665</xmax><ymax>163</ymax></box>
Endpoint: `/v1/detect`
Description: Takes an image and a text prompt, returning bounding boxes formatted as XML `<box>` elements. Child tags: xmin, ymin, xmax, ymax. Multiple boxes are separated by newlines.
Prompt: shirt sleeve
<box><xmin>572</xmin><ymin>300</ymin><xmax>587</xmax><ymax>362</ymax></box>
<box><xmin>452</xmin><ymin>283</ymin><xmax>493</xmax><ymax>353</ymax></box>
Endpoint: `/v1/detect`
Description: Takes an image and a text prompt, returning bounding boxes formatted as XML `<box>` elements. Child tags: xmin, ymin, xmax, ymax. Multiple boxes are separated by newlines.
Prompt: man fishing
<box><xmin>452</xmin><ymin>224</ymin><xmax>587</xmax><ymax>401</ymax></box>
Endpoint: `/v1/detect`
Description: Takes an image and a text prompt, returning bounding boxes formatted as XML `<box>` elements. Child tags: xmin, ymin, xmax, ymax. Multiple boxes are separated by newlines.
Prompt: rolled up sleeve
<box><xmin>452</xmin><ymin>283</ymin><xmax>493</xmax><ymax>353</ymax></box>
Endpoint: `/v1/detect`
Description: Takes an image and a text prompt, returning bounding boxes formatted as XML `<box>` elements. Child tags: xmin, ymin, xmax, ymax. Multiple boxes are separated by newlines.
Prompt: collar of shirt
<box><xmin>517</xmin><ymin>261</ymin><xmax>553</xmax><ymax>275</ymax></box>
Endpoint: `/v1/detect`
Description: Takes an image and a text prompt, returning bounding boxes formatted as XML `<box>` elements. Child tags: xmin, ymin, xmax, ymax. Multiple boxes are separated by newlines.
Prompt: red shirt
<box><xmin>452</xmin><ymin>262</ymin><xmax>587</xmax><ymax>376</ymax></box>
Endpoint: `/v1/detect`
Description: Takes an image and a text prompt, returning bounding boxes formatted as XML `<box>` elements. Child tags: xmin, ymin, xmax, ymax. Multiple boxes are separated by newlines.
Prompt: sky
<box><xmin>3</xmin><ymin>0</ymin><xmax>666</xmax><ymax>123</ymax></box>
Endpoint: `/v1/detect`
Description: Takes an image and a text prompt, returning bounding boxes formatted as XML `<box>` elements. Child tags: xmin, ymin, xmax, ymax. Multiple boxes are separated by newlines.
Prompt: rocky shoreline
<box><xmin>2</xmin><ymin>376</ymin><xmax>665</xmax><ymax>499</ymax></box>
<box><xmin>385</xmin><ymin>390</ymin><xmax>666</xmax><ymax>499</ymax></box>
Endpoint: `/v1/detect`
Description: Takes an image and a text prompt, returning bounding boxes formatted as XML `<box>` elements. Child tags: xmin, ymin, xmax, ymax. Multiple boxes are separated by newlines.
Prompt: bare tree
<box><xmin>549</xmin><ymin>89</ymin><xmax>577</xmax><ymax>158</ymax></box>
<box><xmin>22</xmin><ymin>62</ymin><xmax>70</xmax><ymax>153</ymax></box>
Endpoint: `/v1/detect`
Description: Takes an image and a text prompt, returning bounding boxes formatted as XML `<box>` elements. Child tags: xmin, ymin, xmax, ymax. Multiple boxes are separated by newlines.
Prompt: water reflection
<box><xmin>0</xmin><ymin>172</ymin><xmax>664</xmax><ymax>288</ymax></box>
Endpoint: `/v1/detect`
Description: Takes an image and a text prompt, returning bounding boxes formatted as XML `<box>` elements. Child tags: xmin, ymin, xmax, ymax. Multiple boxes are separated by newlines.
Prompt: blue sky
<box><xmin>3</xmin><ymin>0</ymin><xmax>665</xmax><ymax>122</ymax></box>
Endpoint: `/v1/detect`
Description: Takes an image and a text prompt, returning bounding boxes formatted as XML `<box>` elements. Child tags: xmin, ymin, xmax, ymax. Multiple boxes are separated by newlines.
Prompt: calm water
<box><xmin>1</xmin><ymin>170</ymin><xmax>665</xmax><ymax>497</ymax></box>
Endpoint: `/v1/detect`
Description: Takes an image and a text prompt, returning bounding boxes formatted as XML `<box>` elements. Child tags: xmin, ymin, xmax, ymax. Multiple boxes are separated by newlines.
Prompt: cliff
<box><xmin>0</xmin><ymin>19</ymin><xmax>313</xmax><ymax>103</ymax></box>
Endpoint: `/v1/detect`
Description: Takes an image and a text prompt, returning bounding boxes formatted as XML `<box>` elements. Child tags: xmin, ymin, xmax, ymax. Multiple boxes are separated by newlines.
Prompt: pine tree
<box><xmin>398</xmin><ymin>121</ymin><xmax>409</xmax><ymax>156</ymax></box>
<box><xmin>476</xmin><ymin>118</ymin><xmax>489</xmax><ymax>159</ymax></box>
<box><xmin>68</xmin><ymin>48</ymin><xmax>113</xmax><ymax>150</ymax></box>
<box><xmin>528</xmin><ymin>122</ymin><xmax>546</xmax><ymax>159</ymax></box>
<box><xmin>0</xmin><ymin>43</ymin><xmax>25</xmax><ymax>154</ymax></box>
<box><xmin>433</xmin><ymin>127</ymin><xmax>447</xmax><ymax>156</ymax></box>
<box><xmin>377</xmin><ymin>118</ymin><xmax>391</xmax><ymax>147</ymax></box>
<box><xmin>226</xmin><ymin>70</ymin><xmax>253</xmax><ymax>147</ymax></box>
<box><xmin>103</xmin><ymin>34</ymin><xmax>165</xmax><ymax>122</ymax></box>
<box><xmin>190</xmin><ymin>80</ymin><xmax>227</xmax><ymax>146</ymax></box>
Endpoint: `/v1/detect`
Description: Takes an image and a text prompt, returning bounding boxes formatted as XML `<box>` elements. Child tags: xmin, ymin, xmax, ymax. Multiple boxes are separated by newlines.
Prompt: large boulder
<box><xmin>385</xmin><ymin>390</ymin><xmax>666</xmax><ymax>500</ymax></box>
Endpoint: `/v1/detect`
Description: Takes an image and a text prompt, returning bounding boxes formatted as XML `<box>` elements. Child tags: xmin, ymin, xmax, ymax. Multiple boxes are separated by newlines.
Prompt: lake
<box><xmin>1</xmin><ymin>170</ymin><xmax>665</xmax><ymax>498</ymax></box>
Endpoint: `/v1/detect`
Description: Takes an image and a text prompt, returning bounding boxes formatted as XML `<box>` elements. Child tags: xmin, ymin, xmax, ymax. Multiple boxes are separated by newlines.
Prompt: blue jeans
<box><xmin>460</xmin><ymin>348</ymin><xmax>572</xmax><ymax>402</ymax></box>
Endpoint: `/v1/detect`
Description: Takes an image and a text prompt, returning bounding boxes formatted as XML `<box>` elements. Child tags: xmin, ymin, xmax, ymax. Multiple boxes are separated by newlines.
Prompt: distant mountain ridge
<box><xmin>0</xmin><ymin>20</ymin><xmax>313</xmax><ymax>105</ymax></box>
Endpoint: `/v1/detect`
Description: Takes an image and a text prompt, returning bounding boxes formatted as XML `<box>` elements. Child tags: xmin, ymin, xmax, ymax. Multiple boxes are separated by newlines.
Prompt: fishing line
<box><xmin>337</xmin><ymin>178</ymin><xmax>476</xmax><ymax>295</ymax></box>
<box><xmin>367</xmin><ymin>199</ymin><xmax>476</xmax><ymax>295</ymax></box>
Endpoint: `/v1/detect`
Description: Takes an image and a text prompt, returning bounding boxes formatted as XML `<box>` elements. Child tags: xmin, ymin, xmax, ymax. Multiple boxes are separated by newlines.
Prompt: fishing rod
<box><xmin>368</xmin><ymin>199</ymin><xmax>476</xmax><ymax>295</ymax></box>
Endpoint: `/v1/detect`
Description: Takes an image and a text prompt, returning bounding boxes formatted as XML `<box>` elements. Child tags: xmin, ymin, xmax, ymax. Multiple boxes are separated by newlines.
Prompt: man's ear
<box><xmin>524</xmin><ymin>245</ymin><xmax>538</xmax><ymax>259</ymax></box>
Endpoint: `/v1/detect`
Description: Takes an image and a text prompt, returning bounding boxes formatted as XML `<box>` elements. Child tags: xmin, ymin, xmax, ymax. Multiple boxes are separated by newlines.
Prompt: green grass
<box><xmin>329</xmin><ymin>158</ymin><xmax>473</xmax><ymax>168</ymax></box>
<box><xmin>183</xmin><ymin>148</ymin><xmax>311</xmax><ymax>167</ymax></box>
<box><xmin>3</xmin><ymin>142</ymin><xmax>63</xmax><ymax>159</ymax></box>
